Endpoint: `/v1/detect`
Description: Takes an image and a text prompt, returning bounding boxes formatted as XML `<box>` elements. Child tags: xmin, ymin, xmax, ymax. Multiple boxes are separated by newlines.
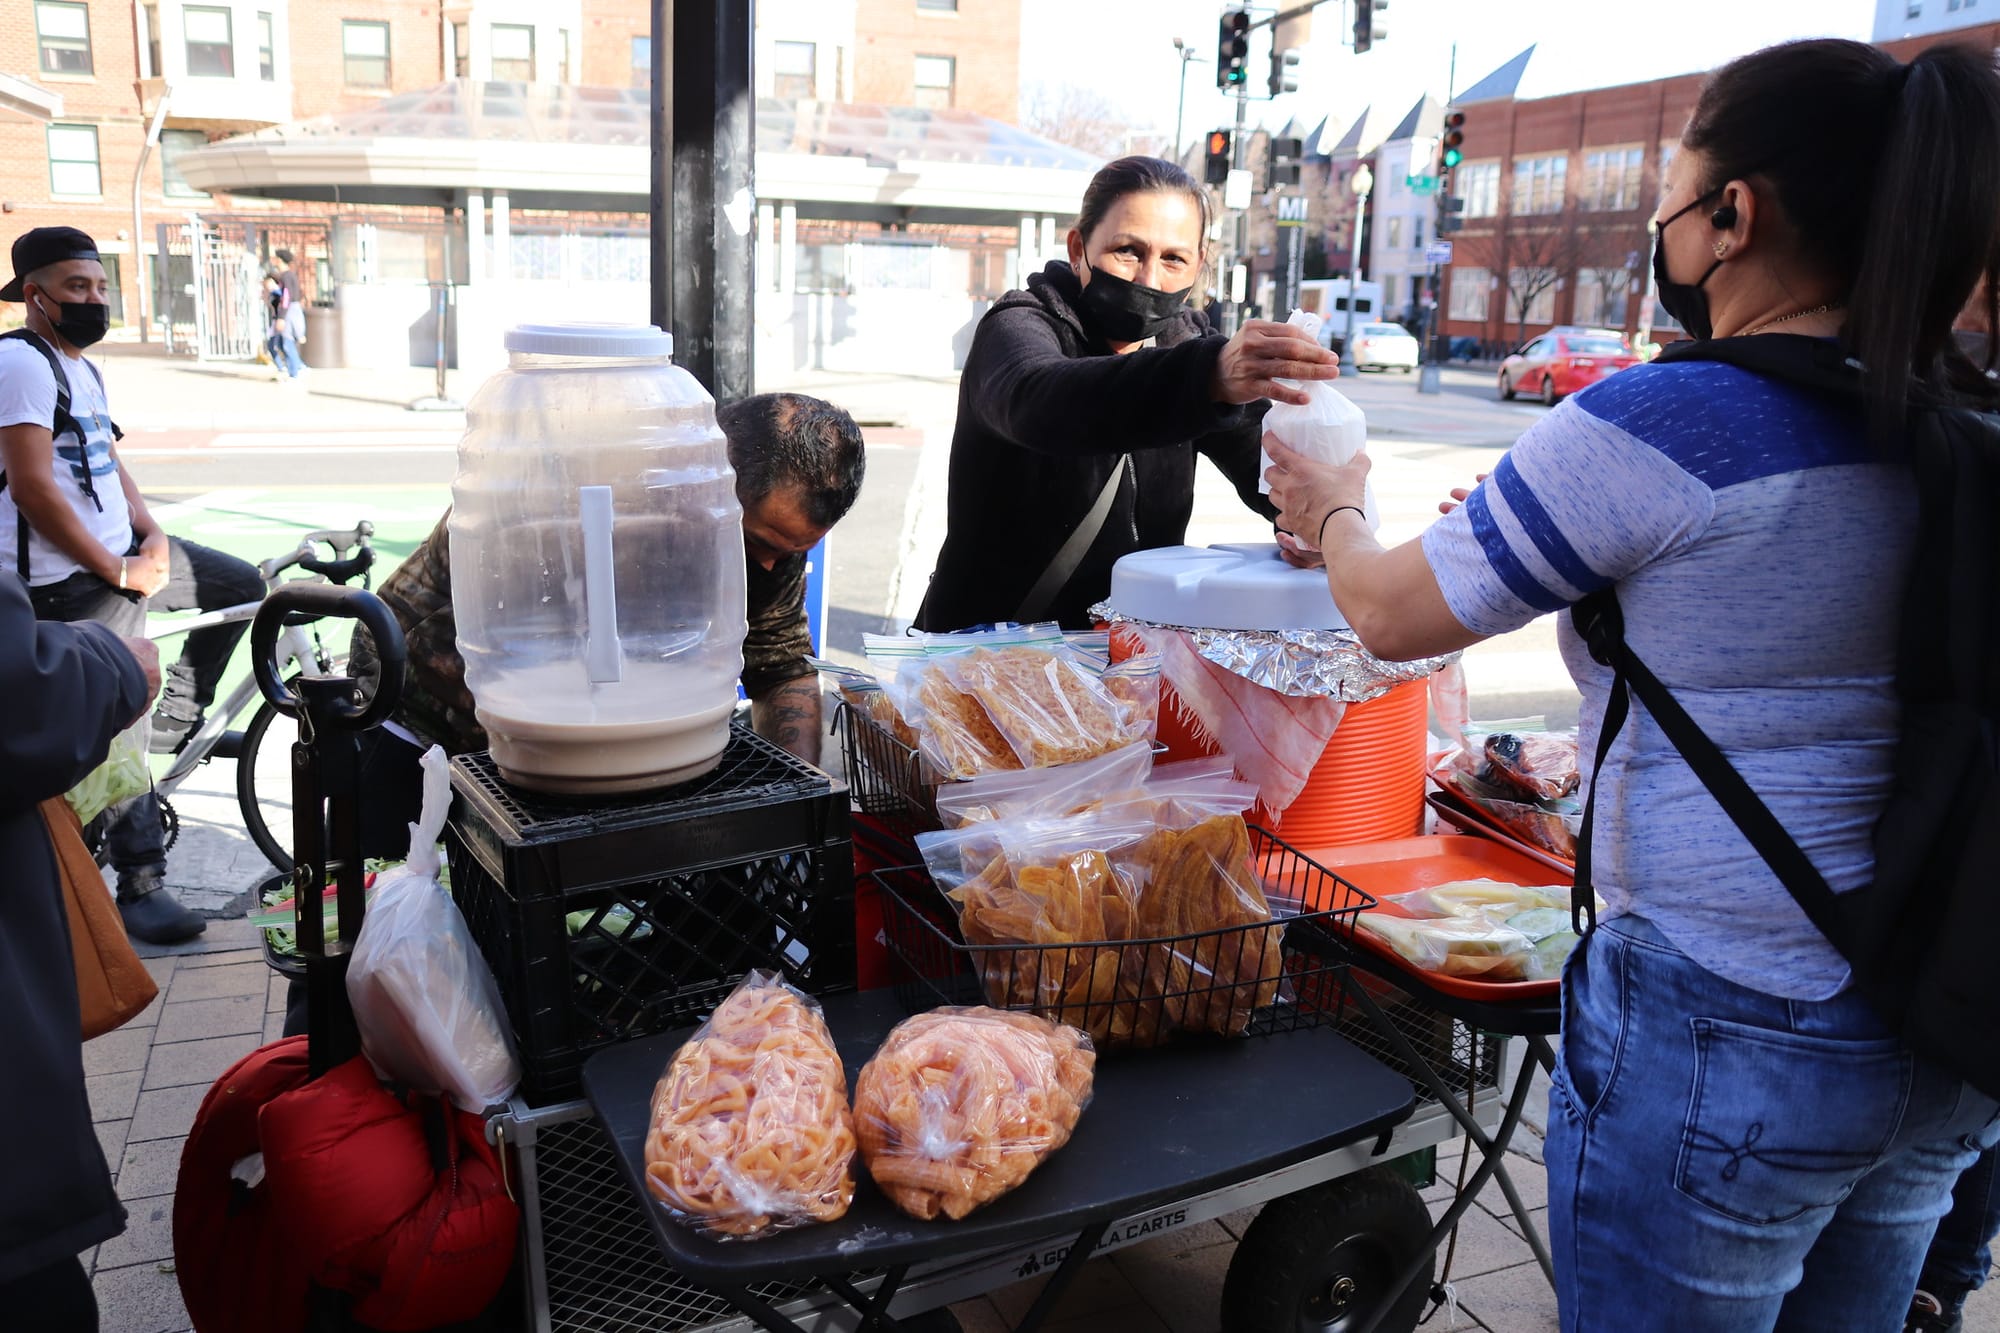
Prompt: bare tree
<box><xmin>1021</xmin><ymin>82</ymin><xmax>1134</xmax><ymax>161</ymax></box>
<box><xmin>1499</xmin><ymin>210</ymin><xmax>1594</xmax><ymax>346</ymax></box>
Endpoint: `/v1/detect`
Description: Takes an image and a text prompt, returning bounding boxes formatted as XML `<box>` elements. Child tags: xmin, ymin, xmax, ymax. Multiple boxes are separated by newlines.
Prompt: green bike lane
<box><xmin>143</xmin><ymin>483</ymin><xmax>451</xmax><ymax>704</ymax></box>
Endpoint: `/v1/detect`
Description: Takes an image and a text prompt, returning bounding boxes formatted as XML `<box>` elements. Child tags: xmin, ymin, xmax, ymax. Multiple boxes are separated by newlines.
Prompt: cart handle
<box><xmin>252</xmin><ymin>584</ymin><xmax>406</xmax><ymax>728</ymax></box>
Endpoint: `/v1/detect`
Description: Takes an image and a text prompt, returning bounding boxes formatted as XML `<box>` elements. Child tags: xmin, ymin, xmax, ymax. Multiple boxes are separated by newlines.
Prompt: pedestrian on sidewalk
<box><xmin>0</xmin><ymin>226</ymin><xmax>265</xmax><ymax>944</ymax></box>
<box><xmin>0</xmin><ymin>569</ymin><xmax>158</xmax><ymax>1333</ymax></box>
<box><xmin>912</xmin><ymin>155</ymin><xmax>1339</xmax><ymax>633</ymax></box>
<box><xmin>1264</xmin><ymin>38</ymin><xmax>2000</xmax><ymax>1333</ymax></box>
<box><xmin>267</xmin><ymin>247</ymin><xmax>306</xmax><ymax>383</ymax></box>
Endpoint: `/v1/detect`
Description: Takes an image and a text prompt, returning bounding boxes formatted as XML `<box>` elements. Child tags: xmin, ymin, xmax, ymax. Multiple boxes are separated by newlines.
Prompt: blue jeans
<box><xmin>270</xmin><ymin>325</ymin><xmax>301</xmax><ymax>377</ymax></box>
<box><xmin>1919</xmin><ymin>1145</ymin><xmax>2000</xmax><ymax>1303</ymax></box>
<box><xmin>1547</xmin><ymin>916</ymin><xmax>2000</xmax><ymax>1332</ymax></box>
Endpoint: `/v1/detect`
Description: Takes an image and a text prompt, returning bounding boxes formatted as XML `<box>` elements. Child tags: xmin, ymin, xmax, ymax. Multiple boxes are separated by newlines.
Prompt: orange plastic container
<box><xmin>1275</xmin><ymin>679</ymin><xmax>1430</xmax><ymax>848</ymax></box>
<box><xmin>1106</xmin><ymin>624</ymin><xmax>1429</xmax><ymax>843</ymax></box>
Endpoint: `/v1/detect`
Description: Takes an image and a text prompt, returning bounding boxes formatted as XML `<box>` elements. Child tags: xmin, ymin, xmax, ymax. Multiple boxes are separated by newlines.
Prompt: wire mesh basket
<box><xmin>1334</xmin><ymin>967</ymin><xmax>1506</xmax><ymax>1106</ymax></box>
<box><xmin>832</xmin><ymin>694</ymin><xmax>940</xmax><ymax>844</ymax></box>
<box><xmin>872</xmin><ymin>828</ymin><xmax>1373</xmax><ymax>1050</ymax></box>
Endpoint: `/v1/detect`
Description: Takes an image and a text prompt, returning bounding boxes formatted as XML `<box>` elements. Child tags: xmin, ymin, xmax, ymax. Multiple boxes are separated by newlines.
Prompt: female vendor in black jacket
<box><xmin>913</xmin><ymin>155</ymin><xmax>1340</xmax><ymax>632</ymax></box>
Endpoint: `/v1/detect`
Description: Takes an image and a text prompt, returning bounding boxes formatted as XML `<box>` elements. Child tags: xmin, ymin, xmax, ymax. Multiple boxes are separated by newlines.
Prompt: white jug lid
<box><xmin>505</xmin><ymin>323</ymin><xmax>675</xmax><ymax>358</ymax></box>
<box><xmin>1107</xmin><ymin>543</ymin><xmax>1350</xmax><ymax>632</ymax></box>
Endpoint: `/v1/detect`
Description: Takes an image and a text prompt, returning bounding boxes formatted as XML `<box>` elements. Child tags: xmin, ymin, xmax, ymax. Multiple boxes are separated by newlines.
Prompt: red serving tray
<box><xmin>1298</xmin><ymin>835</ymin><xmax>1574</xmax><ymax>1001</ymax></box>
<box><xmin>1425</xmin><ymin>789</ymin><xmax>1578</xmax><ymax>876</ymax></box>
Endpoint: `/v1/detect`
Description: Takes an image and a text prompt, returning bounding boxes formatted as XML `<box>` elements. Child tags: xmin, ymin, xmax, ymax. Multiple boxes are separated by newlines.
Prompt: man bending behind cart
<box><xmin>348</xmin><ymin>391</ymin><xmax>864</xmax><ymax>831</ymax></box>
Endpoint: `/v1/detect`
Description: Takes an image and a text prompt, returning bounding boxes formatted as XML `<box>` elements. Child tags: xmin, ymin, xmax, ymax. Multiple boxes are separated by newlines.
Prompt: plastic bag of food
<box><xmin>854</xmin><ymin>1007</ymin><xmax>1094</xmax><ymax>1221</ymax></box>
<box><xmin>1389</xmin><ymin>879</ymin><xmax>1570</xmax><ymax>924</ymax></box>
<box><xmin>1100</xmin><ymin>651</ymin><xmax>1162</xmax><ymax>744</ymax></box>
<box><xmin>920</xmin><ymin>796</ymin><xmax>1283</xmax><ymax>1046</ymax></box>
<box><xmin>65</xmin><ymin>715</ymin><xmax>152</xmax><ymax>826</ymax></box>
<box><xmin>642</xmin><ymin>972</ymin><xmax>857</xmax><ymax>1238</ymax></box>
<box><xmin>934</xmin><ymin>741</ymin><xmax>1155</xmax><ymax>828</ymax></box>
<box><xmin>347</xmin><ymin>746</ymin><xmax>522</xmax><ymax>1111</ymax></box>
<box><xmin>886</xmin><ymin>654</ymin><xmax>1024</xmax><ymax>780</ymax></box>
<box><xmin>1431</xmin><ymin>742</ymin><xmax>1583</xmax><ymax>862</ymax></box>
<box><xmin>1481</xmin><ymin>732</ymin><xmax>1581</xmax><ymax>801</ymax></box>
<box><xmin>1258</xmin><ymin>310</ymin><xmax>1381</xmax><ymax>530</ymax></box>
<box><xmin>1356</xmin><ymin>913</ymin><xmax>1537</xmax><ymax>979</ymax></box>
<box><xmin>932</xmin><ymin>646</ymin><xmax>1137</xmax><ymax>769</ymax></box>
<box><xmin>1507</xmin><ymin>908</ymin><xmax>1582</xmax><ymax>982</ymax></box>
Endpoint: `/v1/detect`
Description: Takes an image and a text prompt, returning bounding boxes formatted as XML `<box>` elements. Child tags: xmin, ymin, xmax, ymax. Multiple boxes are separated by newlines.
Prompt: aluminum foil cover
<box><xmin>1091</xmin><ymin>603</ymin><xmax>1458</xmax><ymax>703</ymax></box>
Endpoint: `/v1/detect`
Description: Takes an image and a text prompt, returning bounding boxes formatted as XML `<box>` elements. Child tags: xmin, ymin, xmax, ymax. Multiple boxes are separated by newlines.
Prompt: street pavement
<box><xmin>73</xmin><ymin>336</ymin><xmax>1997</xmax><ymax>1332</ymax></box>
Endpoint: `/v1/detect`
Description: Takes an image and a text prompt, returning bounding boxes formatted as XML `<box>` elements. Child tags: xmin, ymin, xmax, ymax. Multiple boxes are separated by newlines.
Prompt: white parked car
<box><xmin>1345</xmin><ymin>322</ymin><xmax>1421</xmax><ymax>373</ymax></box>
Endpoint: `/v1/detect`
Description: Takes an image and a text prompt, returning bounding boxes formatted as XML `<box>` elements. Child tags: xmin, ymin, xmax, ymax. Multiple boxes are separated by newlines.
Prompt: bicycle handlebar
<box><xmin>297</xmin><ymin>548</ymin><xmax>374</xmax><ymax>585</ymax></box>
<box><xmin>253</xmin><ymin>585</ymin><xmax>406</xmax><ymax>728</ymax></box>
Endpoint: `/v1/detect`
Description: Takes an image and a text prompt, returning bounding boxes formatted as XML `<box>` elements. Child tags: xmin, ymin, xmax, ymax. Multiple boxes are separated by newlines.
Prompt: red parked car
<box><xmin>1497</xmin><ymin>330</ymin><xmax>1642</xmax><ymax>405</ymax></box>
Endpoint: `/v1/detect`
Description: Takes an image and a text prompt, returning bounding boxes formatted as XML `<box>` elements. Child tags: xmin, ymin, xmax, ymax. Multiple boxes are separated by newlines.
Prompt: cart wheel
<box><xmin>1220</xmin><ymin>1166</ymin><xmax>1434</xmax><ymax>1333</ymax></box>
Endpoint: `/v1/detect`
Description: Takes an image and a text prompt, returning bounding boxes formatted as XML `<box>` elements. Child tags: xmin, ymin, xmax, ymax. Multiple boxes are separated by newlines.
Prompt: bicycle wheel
<box><xmin>237</xmin><ymin>698</ymin><xmax>304</xmax><ymax>874</ymax></box>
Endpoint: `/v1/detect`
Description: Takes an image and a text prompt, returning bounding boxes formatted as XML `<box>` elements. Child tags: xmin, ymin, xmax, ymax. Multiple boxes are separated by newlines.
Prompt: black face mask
<box><xmin>1077</xmin><ymin>263</ymin><xmax>1191</xmax><ymax>344</ymax></box>
<box><xmin>1650</xmin><ymin>191</ymin><xmax>1729</xmax><ymax>342</ymax></box>
<box><xmin>36</xmin><ymin>295</ymin><xmax>109</xmax><ymax>350</ymax></box>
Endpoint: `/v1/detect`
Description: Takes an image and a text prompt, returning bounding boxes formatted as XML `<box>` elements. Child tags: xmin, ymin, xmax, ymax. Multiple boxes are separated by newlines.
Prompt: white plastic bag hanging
<box><xmin>347</xmin><ymin>745</ymin><xmax>521</xmax><ymax>1110</ymax></box>
<box><xmin>1259</xmin><ymin>309</ymin><xmax>1381</xmax><ymax>532</ymax></box>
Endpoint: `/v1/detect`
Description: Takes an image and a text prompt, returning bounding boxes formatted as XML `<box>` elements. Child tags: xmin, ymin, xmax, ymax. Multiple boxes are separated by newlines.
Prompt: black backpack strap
<box><xmin>1570</xmin><ymin>587</ymin><xmax>1851</xmax><ymax>956</ymax></box>
<box><xmin>77</xmin><ymin>356</ymin><xmax>121</xmax><ymax>441</ymax></box>
<box><xmin>0</xmin><ymin>328</ymin><xmax>103</xmax><ymax>502</ymax></box>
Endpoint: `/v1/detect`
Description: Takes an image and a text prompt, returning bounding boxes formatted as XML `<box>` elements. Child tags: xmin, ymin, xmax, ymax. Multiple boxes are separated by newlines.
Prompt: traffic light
<box><xmin>1353</xmin><ymin>0</ymin><xmax>1387</xmax><ymax>54</ymax></box>
<box><xmin>1268</xmin><ymin>46</ymin><xmax>1301</xmax><ymax>98</ymax></box>
<box><xmin>1267</xmin><ymin>135</ymin><xmax>1303</xmax><ymax>188</ymax></box>
<box><xmin>1205</xmin><ymin>129</ymin><xmax>1233</xmax><ymax>186</ymax></box>
<box><xmin>1216</xmin><ymin>9</ymin><xmax>1251</xmax><ymax>90</ymax></box>
<box><xmin>1438</xmin><ymin>111</ymin><xmax>1466</xmax><ymax>173</ymax></box>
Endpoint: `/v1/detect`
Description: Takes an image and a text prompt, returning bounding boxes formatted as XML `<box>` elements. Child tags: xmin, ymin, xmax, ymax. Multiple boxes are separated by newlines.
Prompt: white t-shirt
<box><xmin>0</xmin><ymin>337</ymin><xmax>133</xmax><ymax>586</ymax></box>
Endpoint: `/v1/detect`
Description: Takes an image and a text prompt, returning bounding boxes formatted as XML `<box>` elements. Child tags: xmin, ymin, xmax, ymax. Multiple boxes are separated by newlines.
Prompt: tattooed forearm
<box><xmin>751</xmin><ymin>676</ymin><xmax>824</xmax><ymax>766</ymax></box>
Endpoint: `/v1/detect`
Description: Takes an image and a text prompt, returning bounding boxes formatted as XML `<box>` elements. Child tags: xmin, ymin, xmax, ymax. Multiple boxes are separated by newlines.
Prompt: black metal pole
<box><xmin>670</xmin><ymin>0</ymin><xmax>755</xmax><ymax>400</ymax></box>
<box><xmin>650</xmin><ymin>0</ymin><xmax>671</xmax><ymax>335</ymax></box>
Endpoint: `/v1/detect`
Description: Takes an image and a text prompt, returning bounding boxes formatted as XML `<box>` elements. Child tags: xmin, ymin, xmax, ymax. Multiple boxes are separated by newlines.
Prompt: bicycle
<box><xmin>145</xmin><ymin>521</ymin><xmax>376</xmax><ymax>874</ymax></box>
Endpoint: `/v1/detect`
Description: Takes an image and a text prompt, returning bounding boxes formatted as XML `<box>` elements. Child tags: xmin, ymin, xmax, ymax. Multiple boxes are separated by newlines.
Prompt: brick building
<box><xmin>1436</xmin><ymin>20</ymin><xmax>2000</xmax><ymax>351</ymax></box>
<box><xmin>852</xmin><ymin>0</ymin><xmax>1018</xmax><ymax>122</ymax></box>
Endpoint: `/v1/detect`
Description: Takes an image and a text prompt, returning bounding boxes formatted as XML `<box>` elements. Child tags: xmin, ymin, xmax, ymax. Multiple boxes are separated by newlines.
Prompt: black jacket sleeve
<box><xmin>968</xmin><ymin>304</ymin><xmax>1250</xmax><ymax>457</ymax></box>
<box><xmin>1195</xmin><ymin>403</ymin><xmax>1281</xmax><ymax>523</ymax></box>
<box><xmin>0</xmin><ymin>575</ymin><xmax>146</xmax><ymax>811</ymax></box>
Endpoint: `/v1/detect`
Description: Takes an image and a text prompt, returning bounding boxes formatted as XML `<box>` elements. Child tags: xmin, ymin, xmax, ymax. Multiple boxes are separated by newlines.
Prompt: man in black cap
<box><xmin>0</xmin><ymin>226</ymin><xmax>264</xmax><ymax>944</ymax></box>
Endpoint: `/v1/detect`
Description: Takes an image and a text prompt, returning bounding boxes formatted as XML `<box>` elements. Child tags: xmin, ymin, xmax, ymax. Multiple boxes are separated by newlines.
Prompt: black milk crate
<box><xmin>448</xmin><ymin>721</ymin><xmax>855</xmax><ymax>1104</ymax></box>
<box><xmin>871</xmin><ymin>827</ymin><xmax>1372</xmax><ymax>1051</ymax></box>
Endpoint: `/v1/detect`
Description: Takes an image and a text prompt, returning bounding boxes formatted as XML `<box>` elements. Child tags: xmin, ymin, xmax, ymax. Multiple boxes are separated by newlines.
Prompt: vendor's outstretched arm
<box><xmin>1316</xmin><ymin>518</ymin><xmax>1480</xmax><ymax>661</ymax></box>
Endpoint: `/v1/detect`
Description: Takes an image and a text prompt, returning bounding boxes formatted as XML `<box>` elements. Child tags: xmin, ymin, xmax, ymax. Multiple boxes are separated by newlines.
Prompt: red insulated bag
<box><xmin>259</xmin><ymin>1054</ymin><xmax>519</xmax><ymax>1332</ymax></box>
<box><xmin>173</xmin><ymin>1036</ymin><xmax>318</xmax><ymax>1333</ymax></box>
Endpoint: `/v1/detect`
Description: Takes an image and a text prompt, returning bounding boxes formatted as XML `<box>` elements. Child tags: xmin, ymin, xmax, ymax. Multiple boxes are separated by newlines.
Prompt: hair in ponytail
<box><xmin>1684</xmin><ymin>39</ymin><xmax>2000</xmax><ymax>442</ymax></box>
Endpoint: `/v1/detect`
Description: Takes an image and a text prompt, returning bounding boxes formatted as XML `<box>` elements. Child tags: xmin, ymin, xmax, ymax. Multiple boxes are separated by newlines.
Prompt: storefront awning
<box><xmin>174</xmin><ymin>81</ymin><xmax>1099</xmax><ymax>225</ymax></box>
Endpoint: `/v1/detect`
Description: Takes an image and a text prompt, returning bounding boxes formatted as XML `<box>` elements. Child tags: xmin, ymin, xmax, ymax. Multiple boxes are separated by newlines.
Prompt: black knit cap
<box><xmin>1</xmin><ymin>226</ymin><xmax>101</xmax><ymax>302</ymax></box>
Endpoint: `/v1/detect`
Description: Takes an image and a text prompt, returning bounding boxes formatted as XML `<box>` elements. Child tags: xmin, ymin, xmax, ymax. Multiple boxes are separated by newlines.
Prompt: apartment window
<box><xmin>161</xmin><ymin>129</ymin><xmax>210</xmax><ymax>199</ymax></box>
<box><xmin>36</xmin><ymin>2</ymin><xmax>92</xmax><ymax>76</ymax></box>
<box><xmin>913</xmin><ymin>54</ymin><xmax>955</xmax><ymax>109</ymax></box>
<box><xmin>1412</xmin><ymin>217</ymin><xmax>1425</xmax><ymax>251</ymax></box>
<box><xmin>918</xmin><ymin>0</ymin><xmax>959</xmax><ymax>9</ymax></box>
<box><xmin>1907</xmin><ymin>1</ymin><xmax>1922</xmax><ymax>14</ymax></box>
<box><xmin>491</xmin><ymin>24</ymin><xmax>535</xmax><ymax>81</ymax></box>
<box><xmin>1449</xmin><ymin>267</ymin><xmax>1491</xmax><ymax>321</ymax></box>
<box><xmin>1574</xmin><ymin>267</ymin><xmax>1633</xmax><ymax>327</ymax></box>
<box><xmin>257</xmin><ymin>12</ymin><xmax>274</xmax><ymax>80</ymax></box>
<box><xmin>772</xmin><ymin>41</ymin><xmax>816</xmax><ymax>99</ymax></box>
<box><xmin>47</xmin><ymin>123</ymin><xmax>101</xmax><ymax>197</ymax></box>
<box><xmin>630</xmin><ymin>35</ymin><xmax>650</xmax><ymax>88</ymax></box>
<box><xmin>454</xmin><ymin>22</ymin><xmax>470</xmax><ymax>79</ymax></box>
<box><xmin>1580</xmin><ymin>145</ymin><xmax>1645</xmax><ymax>211</ymax></box>
<box><xmin>1458</xmin><ymin>161</ymin><xmax>1501</xmax><ymax>218</ymax></box>
<box><xmin>144</xmin><ymin>5</ymin><xmax>161</xmax><ymax>79</ymax></box>
<box><xmin>1512</xmin><ymin>154</ymin><xmax>1568</xmax><ymax>215</ymax></box>
<box><xmin>555</xmin><ymin>28</ymin><xmax>570</xmax><ymax>82</ymax></box>
<box><xmin>341</xmin><ymin>21</ymin><xmax>389</xmax><ymax>88</ymax></box>
<box><xmin>1385</xmin><ymin>216</ymin><xmax>1402</xmax><ymax>249</ymax></box>
<box><xmin>184</xmin><ymin>6</ymin><xmax>234</xmax><ymax>77</ymax></box>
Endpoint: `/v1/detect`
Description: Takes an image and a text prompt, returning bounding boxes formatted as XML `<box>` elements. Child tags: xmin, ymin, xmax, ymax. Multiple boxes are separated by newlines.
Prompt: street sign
<box><xmin>1425</xmin><ymin>241</ymin><xmax>1454</xmax><ymax>264</ymax></box>
<box><xmin>1405</xmin><ymin>174</ymin><xmax>1439</xmax><ymax>195</ymax></box>
<box><xmin>1224</xmin><ymin>168</ymin><xmax>1253</xmax><ymax>211</ymax></box>
<box><xmin>1275</xmin><ymin>195</ymin><xmax>1308</xmax><ymax>225</ymax></box>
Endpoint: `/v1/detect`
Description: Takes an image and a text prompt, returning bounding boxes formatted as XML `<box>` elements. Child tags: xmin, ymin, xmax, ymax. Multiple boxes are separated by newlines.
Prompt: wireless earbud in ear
<box><xmin>1710</xmin><ymin>203</ymin><xmax>1738</xmax><ymax>230</ymax></box>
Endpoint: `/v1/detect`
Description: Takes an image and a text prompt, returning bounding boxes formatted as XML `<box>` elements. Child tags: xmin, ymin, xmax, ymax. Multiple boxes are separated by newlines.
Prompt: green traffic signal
<box><xmin>1443</xmin><ymin>147</ymin><xmax>1462</xmax><ymax>168</ymax></box>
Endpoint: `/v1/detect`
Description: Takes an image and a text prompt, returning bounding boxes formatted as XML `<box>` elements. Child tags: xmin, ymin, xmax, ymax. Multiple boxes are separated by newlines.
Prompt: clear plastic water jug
<box><xmin>450</xmin><ymin>323</ymin><xmax>747</xmax><ymax>794</ymax></box>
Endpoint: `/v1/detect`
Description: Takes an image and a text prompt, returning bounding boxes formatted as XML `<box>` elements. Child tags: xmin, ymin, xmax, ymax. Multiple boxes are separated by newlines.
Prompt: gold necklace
<box><xmin>1741</xmin><ymin>301</ymin><xmax>1845</xmax><ymax>337</ymax></box>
